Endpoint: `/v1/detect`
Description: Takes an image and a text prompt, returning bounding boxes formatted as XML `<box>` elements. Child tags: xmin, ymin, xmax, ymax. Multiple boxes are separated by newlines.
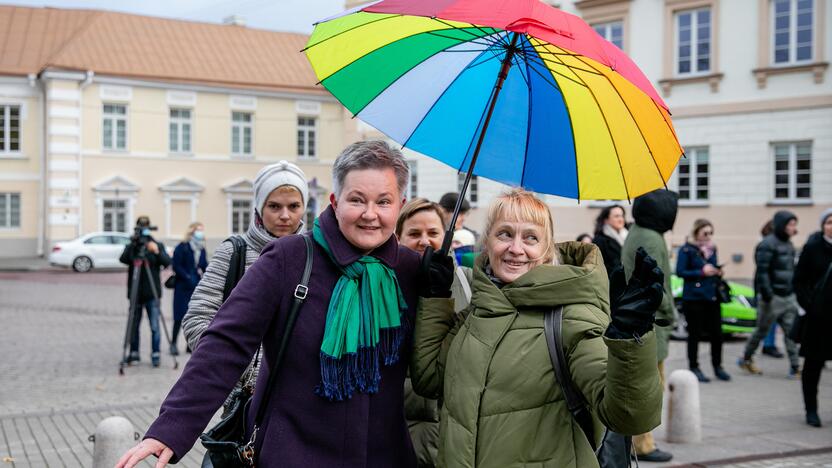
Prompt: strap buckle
<box><xmin>294</xmin><ymin>284</ymin><xmax>308</xmax><ymax>300</ymax></box>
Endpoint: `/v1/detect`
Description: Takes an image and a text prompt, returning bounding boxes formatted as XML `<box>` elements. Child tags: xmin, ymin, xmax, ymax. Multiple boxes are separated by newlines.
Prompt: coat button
<box><xmin>695</xmin><ymin>282</ymin><xmax>701</xmax><ymax>287</ymax></box>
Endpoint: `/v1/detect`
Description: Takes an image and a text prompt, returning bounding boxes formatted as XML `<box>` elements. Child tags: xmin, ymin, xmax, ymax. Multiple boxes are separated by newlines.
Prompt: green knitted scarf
<box><xmin>312</xmin><ymin>218</ymin><xmax>407</xmax><ymax>401</ymax></box>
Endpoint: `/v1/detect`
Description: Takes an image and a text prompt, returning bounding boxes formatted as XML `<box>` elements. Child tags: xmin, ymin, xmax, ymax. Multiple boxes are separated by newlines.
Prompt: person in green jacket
<box><xmin>621</xmin><ymin>189</ymin><xmax>679</xmax><ymax>463</ymax></box>
<box><xmin>412</xmin><ymin>189</ymin><xmax>665</xmax><ymax>468</ymax></box>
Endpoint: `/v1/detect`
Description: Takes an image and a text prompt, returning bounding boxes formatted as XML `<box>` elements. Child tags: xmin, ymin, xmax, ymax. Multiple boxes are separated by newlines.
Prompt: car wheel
<box><xmin>72</xmin><ymin>256</ymin><xmax>93</xmax><ymax>272</ymax></box>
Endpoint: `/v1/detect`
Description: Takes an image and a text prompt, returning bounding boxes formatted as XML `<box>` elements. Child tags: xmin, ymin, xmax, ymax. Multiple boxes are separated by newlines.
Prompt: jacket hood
<box><xmin>773</xmin><ymin>210</ymin><xmax>797</xmax><ymax>240</ymax></box>
<box><xmin>632</xmin><ymin>189</ymin><xmax>678</xmax><ymax>234</ymax></box>
<box><xmin>472</xmin><ymin>241</ymin><xmax>610</xmax><ymax>316</ymax></box>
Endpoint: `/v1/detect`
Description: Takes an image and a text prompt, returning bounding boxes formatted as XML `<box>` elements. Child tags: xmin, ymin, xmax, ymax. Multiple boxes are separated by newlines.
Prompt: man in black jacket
<box><xmin>119</xmin><ymin>216</ymin><xmax>171</xmax><ymax>367</ymax></box>
<box><xmin>739</xmin><ymin>210</ymin><xmax>800</xmax><ymax>377</ymax></box>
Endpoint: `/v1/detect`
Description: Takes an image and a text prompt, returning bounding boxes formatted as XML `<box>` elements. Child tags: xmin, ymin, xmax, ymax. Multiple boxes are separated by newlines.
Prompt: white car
<box><xmin>49</xmin><ymin>232</ymin><xmax>132</xmax><ymax>272</ymax></box>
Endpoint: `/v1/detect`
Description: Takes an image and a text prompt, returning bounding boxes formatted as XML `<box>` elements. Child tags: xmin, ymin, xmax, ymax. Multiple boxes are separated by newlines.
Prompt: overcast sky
<box><xmin>0</xmin><ymin>0</ymin><xmax>347</xmax><ymax>33</ymax></box>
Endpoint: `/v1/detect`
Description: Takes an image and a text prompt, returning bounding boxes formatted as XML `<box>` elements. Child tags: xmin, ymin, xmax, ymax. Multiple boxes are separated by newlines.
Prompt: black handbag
<box><xmin>200</xmin><ymin>234</ymin><xmax>313</xmax><ymax>467</ymax></box>
<box><xmin>544</xmin><ymin>306</ymin><xmax>633</xmax><ymax>468</ymax></box>
<box><xmin>715</xmin><ymin>278</ymin><xmax>732</xmax><ymax>304</ymax></box>
<box><xmin>164</xmin><ymin>274</ymin><xmax>177</xmax><ymax>289</ymax></box>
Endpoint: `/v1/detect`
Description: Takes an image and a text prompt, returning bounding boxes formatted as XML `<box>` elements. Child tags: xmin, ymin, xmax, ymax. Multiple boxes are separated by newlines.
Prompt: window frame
<box><xmin>297</xmin><ymin>116</ymin><xmax>317</xmax><ymax>159</ymax></box>
<box><xmin>674</xmin><ymin>6</ymin><xmax>713</xmax><ymax>76</ymax></box>
<box><xmin>169</xmin><ymin>108</ymin><xmax>193</xmax><ymax>155</ymax></box>
<box><xmin>771</xmin><ymin>0</ymin><xmax>815</xmax><ymax>66</ymax></box>
<box><xmin>0</xmin><ymin>104</ymin><xmax>22</xmax><ymax>154</ymax></box>
<box><xmin>101</xmin><ymin>199</ymin><xmax>129</xmax><ymax>233</ymax></box>
<box><xmin>677</xmin><ymin>147</ymin><xmax>710</xmax><ymax>204</ymax></box>
<box><xmin>593</xmin><ymin>20</ymin><xmax>624</xmax><ymax>49</ymax></box>
<box><xmin>102</xmin><ymin>103</ymin><xmax>128</xmax><ymax>151</ymax></box>
<box><xmin>407</xmin><ymin>160</ymin><xmax>418</xmax><ymax>199</ymax></box>
<box><xmin>457</xmin><ymin>172</ymin><xmax>479</xmax><ymax>206</ymax></box>
<box><xmin>231</xmin><ymin>111</ymin><xmax>254</xmax><ymax>157</ymax></box>
<box><xmin>230</xmin><ymin>198</ymin><xmax>252</xmax><ymax>235</ymax></box>
<box><xmin>771</xmin><ymin>141</ymin><xmax>812</xmax><ymax>202</ymax></box>
<box><xmin>0</xmin><ymin>192</ymin><xmax>21</xmax><ymax>229</ymax></box>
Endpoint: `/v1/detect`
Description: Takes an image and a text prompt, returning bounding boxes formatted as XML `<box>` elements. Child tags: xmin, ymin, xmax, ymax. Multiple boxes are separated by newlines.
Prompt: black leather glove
<box><xmin>419</xmin><ymin>246</ymin><xmax>454</xmax><ymax>298</ymax></box>
<box><xmin>607</xmin><ymin>247</ymin><xmax>665</xmax><ymax>339</ymax></box>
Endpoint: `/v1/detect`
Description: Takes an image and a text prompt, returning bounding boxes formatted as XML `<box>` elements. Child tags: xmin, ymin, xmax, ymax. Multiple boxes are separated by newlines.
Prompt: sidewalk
<box><xmin>0</xmin><ymin>256</ymin><xmax>52</xmax><ymax>272</ymax></box>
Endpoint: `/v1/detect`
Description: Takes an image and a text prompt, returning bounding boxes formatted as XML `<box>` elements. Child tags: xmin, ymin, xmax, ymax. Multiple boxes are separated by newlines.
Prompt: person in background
<box><xmin>793</xmin><ymin>208</ymin><xmax>832</xmax><ymax>427</ymax></box>
<box><xmin>169</xmin><ymin>222</ymin><xmax>208</xmax><ymax>356</ymax></box>
<box><xmin>438</xmin><ymin>192</ymin><xmax>478</xmax><ymax>241</ymax></box>
<box><xmin>675</xmin><ymin>219</ymin><xmax>731</xmax><ymax>383</ymax></box>
<box><xmin>592</xmin><ymin>204</ymin><xmax>628</xmax><ymax>277</ymax></box>
<box><xmin>182</xmin><ymin>160</ymin><xmax>308</xmax><ymax>414</ymax></box>
<box><xmin>413</xmin><ymin>189</ymin><xmax>664</xmax><ymax>467</ymax></box>
<box><xmin>739</xmin><ymin>211</ymin><xmax>800</xmax><ymax>378</ymax></box>
<box><xmin>759</xmin><ymin>220</ymin><xmax>784</xmax><ymax>358</ymax></box>
<box><xmin>621</xmin><ymin>189</ymin><xmax>678</xmax><ymax>463</ymax></box>
<box><xmin>395</xmin><ymin>198</ymin><xmax>470</xmax><ymax>468</ymax></box>
<box><xmin>451</xmin><ymin>228</ymin><xmax>476</xmax><ymax>265</ymax></box>
<box><xmin>119</xmin><ymin>216</ymin><xmax>172</xmax><ymax>367</ymax></box>
<box><xmin>575</xmin><ymin>233</ymin><xmax>593</xmax><ymax>244</ymax></box>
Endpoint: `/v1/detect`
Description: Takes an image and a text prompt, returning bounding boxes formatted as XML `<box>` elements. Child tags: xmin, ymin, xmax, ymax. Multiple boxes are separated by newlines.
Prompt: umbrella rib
<box><xmin>546</xmin><ymin>50</ymin><xmax>631</xmax><ymax>201</ymax></box>
<box><xmin>424</xmin><ymin>30</ymin><xmax>499</xmax><ymax>48</ymax></box>
<box><xmin>519</xmin><ymin>50</ymin><xmax>589</xmax><ymax>89</ymax></box>
<box><xmin>349</xmin><ymin>32</ymin><xmax>507</xmax><ymax>118</ymax></box>
<box><xmin>520</xmin><ymin>40</ymin><xmax>533</xmax><ymax>188</ymax></box>
<box><xmin>458</xmin><ymin>84</ymin><xmax>500</xmax><ymax>174</ymax></box>
<box><xmin>570</xmin><ymin>54</ymin><xmax>669</xmax><ymax>190</ymax></box>
<box><xmin>526</xmin><ymin>38</ymin><xmax>605</xmax><ymax>76</ymax></box>
<box><xmin>303</xmin><ymin>13</ymin><xmax>404</xmax><ymax>52</ymax></box>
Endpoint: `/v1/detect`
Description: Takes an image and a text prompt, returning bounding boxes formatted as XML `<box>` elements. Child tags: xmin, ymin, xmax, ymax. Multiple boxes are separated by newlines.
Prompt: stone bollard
<box><xmin>665</xmin><ymin>369</ymin><xmax>702</xmax><ymax>443</ymax></box>
<box><xmin>89</xmin><ymin>416</ymin><xmax>139</xmax><ymax>468</ymax></box>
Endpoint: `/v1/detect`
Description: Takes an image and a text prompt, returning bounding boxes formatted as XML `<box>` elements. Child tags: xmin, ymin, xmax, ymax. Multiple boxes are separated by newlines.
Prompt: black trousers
<box><xmin>802</xmin><ymin>358</ymin><xmax>826</xmax><ymax>413</ymax></box>
<box><xmin>685</xmin><ymin>300</ymin><xmax>723</xmax><ymax>369</ymax></box>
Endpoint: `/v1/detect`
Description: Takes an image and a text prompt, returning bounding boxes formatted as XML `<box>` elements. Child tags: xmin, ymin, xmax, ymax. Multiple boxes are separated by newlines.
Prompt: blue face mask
<box><xmin>141</xmin><ymin>228</ymin><xmax>152</xmax><ymax>237</ymax></box>
<box><xmin>193</xmin><ymin>231</ymin><xmax>205</xmax><ymax>241</ymax></box>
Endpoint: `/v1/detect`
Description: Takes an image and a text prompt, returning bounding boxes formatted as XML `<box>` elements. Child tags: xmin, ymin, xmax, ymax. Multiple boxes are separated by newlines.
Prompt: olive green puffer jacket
<box><xmin>411</xmin><ymin>242</ymin><xmax>662</xmax><ymax>468</ymax></box>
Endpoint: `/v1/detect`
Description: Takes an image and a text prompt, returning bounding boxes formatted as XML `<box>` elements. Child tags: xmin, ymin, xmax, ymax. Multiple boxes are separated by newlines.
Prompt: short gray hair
<box><xmin>332</xmin><ymin>140</ymin><xmax>409</xmax><ymax>198</ymax></box>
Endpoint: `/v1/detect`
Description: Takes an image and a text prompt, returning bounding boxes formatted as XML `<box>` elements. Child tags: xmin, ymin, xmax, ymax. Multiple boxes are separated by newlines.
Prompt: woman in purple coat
<box><xmin>117</xmin><ymin>141</ymin><xmax>421</xmax><ymax>468</ymax></box>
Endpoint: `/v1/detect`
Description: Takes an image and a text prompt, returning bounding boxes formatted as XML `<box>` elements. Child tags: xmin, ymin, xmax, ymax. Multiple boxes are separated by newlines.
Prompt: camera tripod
<box><xmin>119</xmin><ymin>243</ymin><xmax>178</xmax><ymax>375</ymax></box>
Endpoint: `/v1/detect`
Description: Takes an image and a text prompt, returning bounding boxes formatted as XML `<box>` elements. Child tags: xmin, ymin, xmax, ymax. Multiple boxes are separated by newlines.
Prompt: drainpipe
<box><xmin>33</xmin><ymin>73</ymin><xmax>46</xmax><ymax>257</ymax></box>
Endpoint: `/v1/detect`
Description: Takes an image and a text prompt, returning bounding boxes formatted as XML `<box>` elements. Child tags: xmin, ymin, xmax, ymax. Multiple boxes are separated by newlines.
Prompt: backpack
<box><xmin>544</xmin><ymin>306</ymin><xmax>634</xmax><ymax>468</ymax></box>
<box><xmin>222</xmin><ymin>236</ymin><xmax>248</xmax><ymax>302</ymax></box>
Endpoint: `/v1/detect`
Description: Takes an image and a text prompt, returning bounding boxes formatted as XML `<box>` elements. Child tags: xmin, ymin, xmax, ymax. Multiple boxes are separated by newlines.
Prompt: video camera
<box><xmin>131</xmin><ymin>216</ymin><xmax>159</xmax><ymax>247</ymax></box>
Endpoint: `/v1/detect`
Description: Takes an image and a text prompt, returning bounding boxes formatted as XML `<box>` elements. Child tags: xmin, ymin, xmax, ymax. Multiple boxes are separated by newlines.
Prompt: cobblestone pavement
<box><xmin>1</xmin><ymin>270</ymin><xmax>830</xmax><ymax>467</ymax></box>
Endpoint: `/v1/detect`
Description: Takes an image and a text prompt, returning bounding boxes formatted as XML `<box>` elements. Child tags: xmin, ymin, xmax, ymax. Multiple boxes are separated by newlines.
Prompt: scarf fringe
<box><xmin>315</xmin><ymin>325</ymin><xmax>404</xmax><ymax>401</ymax></box>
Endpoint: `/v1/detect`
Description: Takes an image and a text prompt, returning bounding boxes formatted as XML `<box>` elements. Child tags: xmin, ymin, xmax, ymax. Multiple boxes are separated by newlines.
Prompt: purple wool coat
<box><xmin>145</xmin><ymin>206</ymin><xmax>421</xmax><ymax>467</ymax></box>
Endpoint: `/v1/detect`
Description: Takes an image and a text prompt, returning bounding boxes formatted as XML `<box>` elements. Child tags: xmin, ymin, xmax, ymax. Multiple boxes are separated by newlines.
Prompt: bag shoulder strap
<box><xmin>544</xmin><ymin>306</ymin><xmax>597</xmax><ymax>450</ymax></box>
<box><xmin>253</xmin><ymin>234</ymin><xmax>313</xmax><ymax>427</ymax></box>
<box><xmin>222</xmin><ymin>235</ymin><xmax>248</xmax><ymax>302</ymax></box>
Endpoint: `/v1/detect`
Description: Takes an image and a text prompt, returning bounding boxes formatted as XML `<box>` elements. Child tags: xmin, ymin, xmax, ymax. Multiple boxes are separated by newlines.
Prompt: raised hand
<box><xmin>419</xmin><ymin>246</ymin><xmax>455</xmax><ymax>298</ymax></box>
<box><xmin>607</xmin><ymin>247</ymin><xmax>665</xmax><ymax>338</ymax></box>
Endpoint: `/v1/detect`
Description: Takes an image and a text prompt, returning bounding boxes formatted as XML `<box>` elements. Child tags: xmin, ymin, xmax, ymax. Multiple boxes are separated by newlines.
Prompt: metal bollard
<box><xmin>89</xmin><ymin>416</ymin><xmax>140</xmax><ymax>468</ymax></box>
<box><xmin>665</xmin><ymin>369</ymin><xmax>702</xmax><ymax>443</ymax></box>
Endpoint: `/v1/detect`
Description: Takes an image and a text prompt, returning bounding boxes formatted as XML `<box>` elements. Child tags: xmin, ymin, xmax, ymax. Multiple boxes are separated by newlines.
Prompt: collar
<box><xmin>318</xmin><ymin>205</ymin><xmax>400</xmax><ymax>269</ymax></box>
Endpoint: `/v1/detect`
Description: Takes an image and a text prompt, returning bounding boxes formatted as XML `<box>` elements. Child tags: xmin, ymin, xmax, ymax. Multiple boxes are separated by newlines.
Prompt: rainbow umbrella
<box><xmin>305</xmin><ymin>0</ymin><xmax>683</xmax><ymax>248</ymax></box>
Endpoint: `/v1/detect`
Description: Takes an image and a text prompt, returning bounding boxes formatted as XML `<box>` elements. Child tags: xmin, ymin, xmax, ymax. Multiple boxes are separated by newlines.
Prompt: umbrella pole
<box><xmin>442</xmin><ymin>32</ymin><xmax>520</xmax><ymax>253</ymax></box>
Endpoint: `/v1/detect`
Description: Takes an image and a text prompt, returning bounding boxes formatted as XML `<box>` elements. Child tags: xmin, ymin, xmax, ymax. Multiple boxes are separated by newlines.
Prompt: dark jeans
<box><xmin>171</xmin><ymin>319</ymin><xmax>182</xmax><ymax>348</ymax></box>
<box><xmin>130</xmin><ymin>298</ymin><xmax>161</xmax><ymax>355</ymax></box>
<box><xmin>802</xmin><ymin>358</ymin><xmax>825</xmax><ymax>413</ymax></box>
<box><xmin>685</xmin><ymin>300</ymin><xmax>723</xmax><ymax>369</ymax></box>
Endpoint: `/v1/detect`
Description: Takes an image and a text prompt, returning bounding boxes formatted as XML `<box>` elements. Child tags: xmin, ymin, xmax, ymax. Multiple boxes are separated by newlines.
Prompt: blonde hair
<box><xmin>483</xmin><ymin>188</ymin><xmax>556</xmax><ymax>265</ymax></box>
<box><xmin>395</xmin><ymin>198</ymin><xmax>445</xmax><ymax>237</ymax></box>
<box><xmin>185</xmin><ymin>222</ymin><xmax>203</xmax><ymax>241</ymax></box>
<box><xmin>274</xmin><ymin>184</ymin><xmax>302</xmax><ymax>196</ymax></box>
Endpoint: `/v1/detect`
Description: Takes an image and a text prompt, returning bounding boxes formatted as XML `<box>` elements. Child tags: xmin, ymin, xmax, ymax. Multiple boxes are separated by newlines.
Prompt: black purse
<box><xmin>544</xmin><ymin>306</ymin><xmax>633</xmax><ymax>468</ymax></box>
<box><xmin>164</xmin><ymin>274</ymin><xmax>177</xmax><ymax>289</ymax></box>
<box><xmin>715</xmin><ymin>278</ymin><xmax>732</xmax><ymax>304</ymax></box>
<box><xmin>199</xmin><ymin>234</ymin><xmax>313</xmax><ymax>467</ymax></box>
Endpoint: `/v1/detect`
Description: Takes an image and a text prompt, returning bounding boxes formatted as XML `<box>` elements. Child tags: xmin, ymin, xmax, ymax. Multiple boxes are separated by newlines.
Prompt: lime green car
<box><xmin>670</xmin><ymin>275</ymin><xmax>757</xmax><ymax>339</ymax></box>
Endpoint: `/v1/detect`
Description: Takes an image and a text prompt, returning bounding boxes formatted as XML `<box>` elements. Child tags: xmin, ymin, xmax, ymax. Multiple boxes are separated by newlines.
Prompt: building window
<box><xmin>676</xmin><ymin>8</ymin><xmax>711</xmax><ymax>75</ymax></box>
<box><xmin>169</xmin><ymin>108</ymin><xmax>192</xmax><ymax>153</ymax></box>
<box><xmin>772</xmin><ymin>0</ymin><xmax>813</xmax><ymax>64</ymax></box>
<box><xmin>678</xmin><ymin>147</ymin><xmax>709</xmax><ymax>201</ymax></box>
<box><xmin>593</xmin><ymin>20</ymin><xmax>624</xmax><ymax>49</ymax></box>
<box><xmin>0</xmin><ymin>192</ymin><xmax>20</xmax><ymax>228</ymax></box>
<box><xmin>0</xmin><ymin>105</ymin><xmax>21</xmax><ymax>153</ymax></box>
<box><xmin>457</xmin><ymin>172</ymin><xmax>478</xmax><ymax>205</ymax></box>
<box><xmin>102</xmin><ymin>104</ymin><xmax>127</xmax><ymax>150</ymax></box>
<box><xmin>232</xmin><ymin>112</ymin><xmax>253</xmax><ymax>156</ymax></box>
<box><xmin>297</xmin><ymin>117</ymin><xmax>317</xmax><ymax>158</ymax></box>
<box><xmin>407</xmin><ymin>160</ymin><xmax>418</xmax><ymax>198</ymax></box>
<box><xmin>102</xmin><ymin>199</ymin><xmax>128</xmax><ymax>232</ymax></box>
<box><xmin>231</xmin><ymin>199</ymin><xmax>252</xmax><ymax>234</ymax></box>
<box><xmin>773</xmin><ymin>142</ymin><xmax>811</xmax><ymax>200</ymax></box>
